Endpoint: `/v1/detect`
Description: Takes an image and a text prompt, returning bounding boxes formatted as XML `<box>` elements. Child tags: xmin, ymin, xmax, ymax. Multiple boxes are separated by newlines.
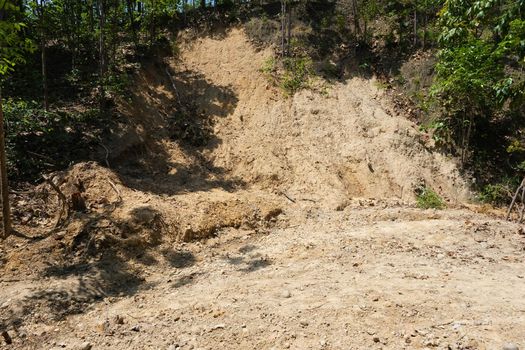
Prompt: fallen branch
<box><xmin>98</xmin><ymin>140</ymin><xmax>110</xmax><ymax>168</ymax></box>
<box><xmin>26</xmin><ymin>150</ymin><xmax>54</xmax><ymax>163</ymax></box>
<box><xmin>42</xmin><ymin>175</ymin><xmax>68</xmax><ymax>228</ymax></box>
<box><xmin>279</xmin><ymin>191</ymin><xmax>296</xmax><ymax>203</ymax></box>
<box><xmin>507</xmin><ymin>177</ymin><xmax>525</xmax><ymax>221</ymax></box>
<box><xmin>300</xmin><ymin>198</ymin><xmax>317</xmax><ymax>203</ymax></box>
<box><xmin>107</xmin><ymin>178</ymin><xmax>122</xmax><ymax>203</ymax></box>
<box><xmin>165</xmin><ymin>66</ymin><xmax>183</xmax><ymax>107</ymax></box>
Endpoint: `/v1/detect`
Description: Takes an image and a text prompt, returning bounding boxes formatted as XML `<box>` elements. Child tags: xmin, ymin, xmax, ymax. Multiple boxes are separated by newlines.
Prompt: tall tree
<box><xmin>0</xmin><ymin>0</ymin><xmax>34</xmax><ymax>238</ymax></box>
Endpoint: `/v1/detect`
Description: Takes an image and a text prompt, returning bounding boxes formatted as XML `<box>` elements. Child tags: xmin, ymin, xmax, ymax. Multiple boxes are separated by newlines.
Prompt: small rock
<box><xmin>114</xmin><ymin>315</ymin><xmax>125</xmax><ymax>325</ymax></box>
<box><xmin>96</xmin><ymin>320</ymin><xmax>110</xmax><ymax>333</ymax></box>
<box><xmin>54</xmin><ymin>231</ymin><xmax>66</xmax><ymax>240</ymax></box>
<box><xmin>299</xmin><ymin>320</ymin><xmax>309</xmax><ymax>327</ymax></box>
<box><xmin>503</xmin><ymin>343</ymin><xmax>519</xmax><ymax>350</ymax></box>
<box><xmin>79</xmin><ymin>342</ymin><xmax>92</xmax><ymax>350</ymax></box>
<box><xmin>1</xmin><ymin>331</ymin><xmax>12</xmax><ymax>345</ymax></box>
<box><xmin>373</xmin><ymin>336</ymin><xmax>380</xmax><ymax>343</ymax></box>
<box><xmin>281</xmin><ymin>290</ymin><xmax>292</xmax><ymax>298</ymax></box>
<box><xmin>131</xmin><ymin>324</ymin><xmax>140</xmax><ymax>332</ymax></box>
<box><xmin>210</xmin><ymin>324</ymin><xmax>225</xmax><ymax>331</ymax></box>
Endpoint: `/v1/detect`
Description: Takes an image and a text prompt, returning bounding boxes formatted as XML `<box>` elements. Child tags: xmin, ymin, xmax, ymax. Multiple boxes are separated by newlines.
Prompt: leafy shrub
<box><xmin>477</xmin><ymin>176</ymin><xmax>520</xmax><ymax>205</ymax></box>
<box><xmin>261</xmin><ymin>55</ymin><xmax>314</xmax><ymax>96</ymax></box>
<box><xmin>261</xmin><ymin>56</ymin><xmax>276</xmax><ymax>75</ymax></box>
<box><xmin>415</xmin><ymin>186</ymin><xmax>445</xmax><ymax>209</ymax></box>
<box><xmin>479</xmin><ymin>183</ymin><xmax>512</xmax><ymax>205</ymax></box>
<box><xmin>4</xmin><ymin>98</ymin><xmax>104</xmax><ymax>180</ymax></box>
<box><xmin>280</xmin><ymin>56</ymin><xmax>313</xmax><ymax>95</ymax></box>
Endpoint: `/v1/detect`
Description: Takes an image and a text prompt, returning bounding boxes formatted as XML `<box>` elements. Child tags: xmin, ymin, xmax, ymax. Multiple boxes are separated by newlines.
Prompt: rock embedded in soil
<box><xmin>503</xmin><ymin>343</ymin><xmax>519</xmax><ymax>350</ymax></box>
<box><xmin>280</xmin><ymin>290</ymin><xmax>292</xmax><ymax>298</ymax></box>
<box><xmin>78</xmin><ymin>342</ymin><xmax>93</xmax><ymax>350</ymax></box>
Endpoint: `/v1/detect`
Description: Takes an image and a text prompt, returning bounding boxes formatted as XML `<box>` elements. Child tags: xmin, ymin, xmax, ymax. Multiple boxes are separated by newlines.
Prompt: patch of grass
<box><xmin>280</xmin><ymin>56</ymin><xmax>314</xmax><ymax>95</ymax></box>
<box><xmin>261</xmin><ymin>55</ymin><xmax>314</xmax><ymax>96</ymax></box>
<box><xmin>415</xmin><ymin>186</ymin><xmax>445</xmax><ymax>209</ymax></box>
<box><xmin>477</xmin><ymin>177</ymin><xmax>518</xmax><ymax>205</ymax></box>
<box><xmin>261</xmin><ymin>56</ymin><xmax>276</xmax><ymax>75</ymax></box>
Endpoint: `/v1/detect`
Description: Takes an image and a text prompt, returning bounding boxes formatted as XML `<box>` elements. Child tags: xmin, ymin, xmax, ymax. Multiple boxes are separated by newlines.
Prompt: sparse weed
<box><xmin>415</xmin><ymin>186</ymin><xmax>445</xmax><ymax>209</ymax></box>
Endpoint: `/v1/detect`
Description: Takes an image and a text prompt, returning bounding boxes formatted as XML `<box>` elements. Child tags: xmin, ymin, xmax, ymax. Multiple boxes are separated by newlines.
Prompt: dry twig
<box><xmin>42</xmin><ymin>175</ymin><xmax>68</xmax><ymax>228</ymax></box>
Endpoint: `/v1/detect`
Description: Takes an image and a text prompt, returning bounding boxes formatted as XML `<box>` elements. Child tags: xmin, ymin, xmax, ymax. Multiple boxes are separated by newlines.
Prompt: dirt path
<box><xmin>2</xmin><ymin>203</ymin><xmax>525</xmax><ymax>350</ymax></box>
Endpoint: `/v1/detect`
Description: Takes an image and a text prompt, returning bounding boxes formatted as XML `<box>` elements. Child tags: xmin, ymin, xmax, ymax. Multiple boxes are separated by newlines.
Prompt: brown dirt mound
<box><xmin>175</xmin><ymin>28</ymin><xmax>470</xmax><ymax>209</ymax></box>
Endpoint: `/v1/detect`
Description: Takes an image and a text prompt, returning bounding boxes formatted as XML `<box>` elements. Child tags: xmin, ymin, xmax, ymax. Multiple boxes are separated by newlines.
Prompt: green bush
<box><xmin>3</xmin><ymin>98</ymin><xmax>103</xmax><ymax>180</ymax></box>
<box><xmin>280</xmin><ymin>56</ymin><xmax>313</xmax><ymax>95</ymax></box>
<box><xmin>416</xmin><ymin>186</ymin><xmax>445</xmax><ymax>209</ymax></box>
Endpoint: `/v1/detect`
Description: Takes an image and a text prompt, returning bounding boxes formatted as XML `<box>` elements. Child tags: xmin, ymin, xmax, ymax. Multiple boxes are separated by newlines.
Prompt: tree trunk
<box><xmin>89</xmin><ymin>0</ymin><xmax>94</xmax><ymax>32</ymax></box>
<box><xmin>0</xmin><ymin>88</ymin><xmax>12</xmax><ymax>239</ymax></box>
<box><xmin>36</xmin><ymin>0</ymin><xmax>49</xmax><ymax>111</ymax></box>
<box><xmin>422</xmin><ymin>12</ymin><xmax>427</xmax><ymax>50</ymax></box>
<box><xmin>99</xmin><ymin>0</ymin><xmax>106</xmax><ymax>109</ymax></box>
<box><xmin>281</xmin><ymin>0</ymin><xmax>286</xmax><ymax>57</ymax></box>
<box><xmin>150</xmin><ymin>0</ymin><xmax>156</xmax><ymax>44</ymax></box>
<box><xmin>352</xmin><ymin>0</ymin><xmax>360</xmax><ymax>38</ymax></box>
<box><xmin>41</xmin><ymin>39</ymin><xmax>49</xmax><ymax>111</ymax></box>
<box><xmin>286</xmin><ymin>4</ymin><xmax>291</xmax><ymax>56</ymax></box>
<box><xmin>413</xmin><ymin>2</ymin><xmax>418</xmax><ymax>47</ymax></box>
<box><xmin>126</xmin><ymin>0</ymin><xmax>138</xmax><ymax>47</ymax></box>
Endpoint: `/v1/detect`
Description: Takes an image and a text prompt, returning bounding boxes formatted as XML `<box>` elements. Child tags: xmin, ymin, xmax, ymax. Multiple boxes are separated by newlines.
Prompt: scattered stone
<box><xmin>1</xmin><ymin>330</ymin><xmax>12</xmax><ymax>345</ymax></box>
<box><xmin>373</xmin><ymin>336</ymin><xmax>380</xmax><ymax>343</ymax></box>
<box><xmin>96</xmin><ymin>320</ymin><xmax>110</xmax><ymax>334</ymax></box>
<box><xmin>210</xmin><ymin>324</ymin><xmax>225</xmax><ymax>331</ymax></box>
<box><xmin>54</xmin><ymin>231</ymin><xmax>66</xmax><ymax>240</ymax></box>
<box><xmin>299</xmin><ymin>321</ymin><xmax>309</xmax><ymax>327</ymax></box>
<box><xmin>281</xmin><ymin>290</ymin><xmax>292</xmax><ymax>298</ymax></box>
<box><xmin>452</xmin><ymin>321</ymin><xmax>463</xmax><ymax>331</ymax></box>
<box><xmin>114</xmin><ymin>315</ymin><xmax>125</xmax><ymax>325</ymax></box>
<box><xmin>79</xmin><ymin>342</ymin><xmax>92</xmax><ymax>350</ymax></box>
<box><xmin>131</xmin><ymin>324</ymin><xmax>140</xmax><ymax>332</ymax></box>
<box><xmin>503</xmin><ymin>343</ymin><xmax>519</xmax><ymax>350</ymax></box>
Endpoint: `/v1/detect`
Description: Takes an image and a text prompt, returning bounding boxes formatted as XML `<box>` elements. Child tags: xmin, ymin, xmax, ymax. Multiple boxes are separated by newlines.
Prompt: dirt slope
<box><xmin>176</xmin><ymin>28</ymin><xmax>469</xmax><ymax>208</ymax></box>
<box><xmin>1</xmin><ymin>28</ymin><xmax>523</xmax><ymax>350</ymax></box>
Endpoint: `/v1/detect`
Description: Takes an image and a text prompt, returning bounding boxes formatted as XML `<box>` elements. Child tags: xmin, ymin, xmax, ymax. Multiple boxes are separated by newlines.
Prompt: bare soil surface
<box><xmin>1</xmin><ymin>28</ymin><xmax>524</xmax><ymax>350</ymax></box>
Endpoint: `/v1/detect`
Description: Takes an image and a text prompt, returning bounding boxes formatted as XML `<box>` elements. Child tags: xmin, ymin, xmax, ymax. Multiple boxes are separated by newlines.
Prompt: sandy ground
<box><xmin>2</xmin><ymin>203</ymin><xmax>525</xmax><ymax>349</ymax></box>
<box><xmin>1</xmin><ymin>28</ymin><xmax>524</xmax><ymax>350</ymax></box>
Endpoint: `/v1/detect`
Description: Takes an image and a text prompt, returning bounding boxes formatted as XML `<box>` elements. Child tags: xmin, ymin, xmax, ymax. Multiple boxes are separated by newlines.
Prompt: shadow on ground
<box><xmin>110</xmin><ymin>60</ymin><xmax>244</xmax><ymax>196</ymax></box>
<box><xmin>223</xmin><ymin>244</ymin><xmax>272</xmax><ymax>273</ymax></box>
<box><xmin>0</xmin><ymin>204</ymin><xmax>197</xmax><ymax>329</ymax></box>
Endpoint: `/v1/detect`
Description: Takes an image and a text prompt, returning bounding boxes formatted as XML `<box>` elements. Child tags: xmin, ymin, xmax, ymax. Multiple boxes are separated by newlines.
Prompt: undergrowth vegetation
<box><xmin>416</xmin><ymin>186</ymin><xmax>445</xmax><ymax>209</ymax></box>
<box><xmin>1</xmin><ymin>0</ymin><xmax>524</xmax><ymax>207</ymax></box>
<box><xmin>261</xmin><ymin>55</ymin><xmax>314</xmax><ymax>95</ymax></box>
